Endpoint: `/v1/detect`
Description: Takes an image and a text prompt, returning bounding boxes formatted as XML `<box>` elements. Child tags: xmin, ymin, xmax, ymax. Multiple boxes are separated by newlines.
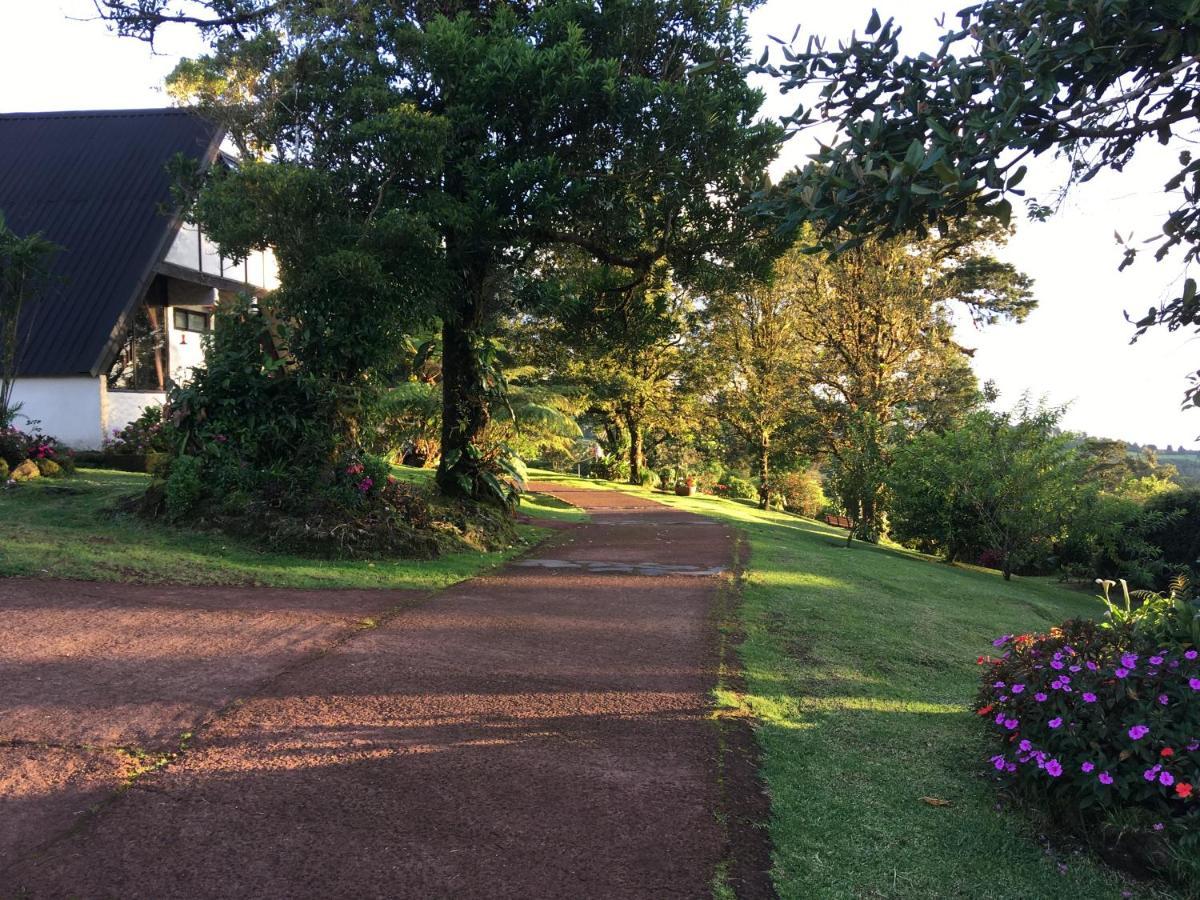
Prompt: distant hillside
<box><xmin>1128</xmin><ymin>443</ymin><xmax>1200</xmax><ymax>487</ymax></box>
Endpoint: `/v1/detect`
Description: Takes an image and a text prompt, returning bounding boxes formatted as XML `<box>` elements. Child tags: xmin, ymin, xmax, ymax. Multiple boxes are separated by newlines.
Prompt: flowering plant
<box><xmin>104</xmin><ymin>405</ymin><xmax>172</xmax><ymax>455</ymax></box>
<box><xmin>977</xmin><ymin>618</ymin><xmax>1199</xmax><ymax>882</ymax></box>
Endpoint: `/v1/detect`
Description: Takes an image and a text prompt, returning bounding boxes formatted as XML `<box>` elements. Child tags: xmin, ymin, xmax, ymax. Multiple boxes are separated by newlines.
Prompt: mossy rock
<box><xmin>11</xmin><ymin>460</ymin><xmax>40</xmax><ymax>482</ymax></box>
<box><xmin>36</xmin><ymin>458</ymin><xmax>64</xmax><ymax>478</ymax></box>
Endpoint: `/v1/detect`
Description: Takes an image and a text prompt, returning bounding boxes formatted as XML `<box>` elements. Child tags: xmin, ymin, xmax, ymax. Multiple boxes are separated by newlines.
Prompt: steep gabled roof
<box><xmin>0</xmin><ymin>108</ymin><xmax>223</xmax><ymax>376</ymax></box>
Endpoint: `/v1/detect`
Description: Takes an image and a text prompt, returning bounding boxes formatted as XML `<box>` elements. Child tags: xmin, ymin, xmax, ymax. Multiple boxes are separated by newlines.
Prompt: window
<box><xmin>108</xmin><ymin>301</ymin><xmax>167</xmax><ymax>392</ymax></box>
<box><xmin>173</xmin><ymin>308</ymin><xmax>211</xmax><ymax>333</ymax></box>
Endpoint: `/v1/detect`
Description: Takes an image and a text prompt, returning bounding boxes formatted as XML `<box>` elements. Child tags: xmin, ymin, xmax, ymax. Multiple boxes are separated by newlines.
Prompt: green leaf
<box><xmin>865</xmin><ymin>8</ymin><xmax>882</xmax><ymax>35</ymax></box>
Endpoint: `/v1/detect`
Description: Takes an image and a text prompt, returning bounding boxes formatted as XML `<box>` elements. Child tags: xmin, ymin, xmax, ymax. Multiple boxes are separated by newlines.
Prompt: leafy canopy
<box><xmin>759</xmin><ymin>1</ymin><xmax>1200</xmax><ymax>407</ymax></box>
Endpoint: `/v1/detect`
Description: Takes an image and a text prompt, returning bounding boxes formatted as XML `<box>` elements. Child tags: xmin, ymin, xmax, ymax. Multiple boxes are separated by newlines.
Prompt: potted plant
<box><xmin>675</xmin><ymin>475</ymin><xmax>696</xmax><ymax>497</ymax></box>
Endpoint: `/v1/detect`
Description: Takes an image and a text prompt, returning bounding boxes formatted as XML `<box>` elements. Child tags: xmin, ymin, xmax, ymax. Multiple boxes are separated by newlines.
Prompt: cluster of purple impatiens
<box><xmin>976</xmin><ymin>621</ymin><xmax>1199</xmax><ymax>831</ymax></box>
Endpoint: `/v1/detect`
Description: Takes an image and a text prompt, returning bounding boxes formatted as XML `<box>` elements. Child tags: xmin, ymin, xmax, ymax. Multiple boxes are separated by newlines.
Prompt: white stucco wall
<box><xmin>166</xmin><ymin>279</ymin><xmax>214</xmax><ymax>385</ymax></box>
<box><xmin>9</xmin><ymin>378</ymin><xmax>169</xmax><ymax>450</ymax></box>
<box><xmin>8</xmin><ymin>377</ymin><xmax>105</xmax><ymax>449</ymax></box>
<box><xmin>104</xmin><ymin>388</ymin><xmax>167</xmax><ymax>443</ymax></box>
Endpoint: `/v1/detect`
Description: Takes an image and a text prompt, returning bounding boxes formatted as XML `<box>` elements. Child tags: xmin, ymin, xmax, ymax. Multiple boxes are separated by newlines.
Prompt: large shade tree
<box><xmin>759</xmin><ymin>1</ymin><xmax>1200</xmax><ymax>412</ymax></box>
<box><xmin>98</xmin><ymin>0</ymin><xmax>780</xmax><ymax>499</ymax></box>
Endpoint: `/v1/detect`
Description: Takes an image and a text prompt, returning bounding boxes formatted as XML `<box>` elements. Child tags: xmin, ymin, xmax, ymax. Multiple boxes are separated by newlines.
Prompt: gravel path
<box><xmin>1</xmin><ymin>484</ymin><xmax>742</xmax><ymax>898</ymax></box>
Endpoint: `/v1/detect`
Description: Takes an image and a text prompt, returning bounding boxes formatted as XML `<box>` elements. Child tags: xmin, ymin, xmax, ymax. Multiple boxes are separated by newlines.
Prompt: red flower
<box><xmin>1161</xmin><ymin>747</ymin><xmax>1175</xmax><ymax>758</ymax></box>
<box><xmin>977</xmin><ymin>704</ymin><xmax>995</xmax><ymax>717</ymax></box>
<box><xmin>1176</xmin><ymin>782</ymin><xmax>1193</xmax><ymax>799</ymax></box>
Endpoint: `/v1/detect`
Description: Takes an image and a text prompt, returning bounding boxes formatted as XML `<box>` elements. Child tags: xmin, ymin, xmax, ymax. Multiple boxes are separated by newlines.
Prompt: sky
<box><xmin>1</xmin><ymin>0</ymin><xmax>1197</xmax><ymax>449</ymax></box>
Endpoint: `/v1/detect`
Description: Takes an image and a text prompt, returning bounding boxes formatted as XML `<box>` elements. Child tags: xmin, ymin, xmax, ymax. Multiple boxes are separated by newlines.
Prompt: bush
<box><xmin>105</xmin><ymin>404</ymin><xmax>173</xmax><ymax>455</ymax></box>
<box><xmin>775</xmin><ymin>470</ymin><xmax>828</xmax><ymax>518</ymax></box>
<box><xmin>977</xmin><ymin>617</ymin><xmax>1199</xmax><ymax>885</ymax></box>
<box><xmin>639</xmin><ymin>468</ymin><xmax>657</xmax><ymax>487</ymax></box>
<box><xmin>587</xmin><ymin>456</ymin><xmax>629</xmax><ymax>482</ymax></box>
<box><xmin>720</xmin><ymin>475</ymin><xmax>758</xmax><ymax>501</ymax></box>
<box><xmin>164</xmin><ymin>455</ymin><xmax>204</xmax><ymax>521</ymax></box>
<box><xmin>0</xmin><ymin>426</ymin><xmax>30</xmax><ymax>467</ymax></box>
<box><xmin>0</xmin><ymin>458</ymin><xmax>7</xmax><ymax>480</ymax></box>
<box><xmin>36</xmin><ymin>458</ymin><xmax>63</xmax><ymax>478</ymax></box>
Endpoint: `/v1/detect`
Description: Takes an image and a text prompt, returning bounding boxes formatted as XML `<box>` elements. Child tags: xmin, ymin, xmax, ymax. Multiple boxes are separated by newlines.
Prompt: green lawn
<box><xmin>530</xmin><ymin>471</ymin><xmax>1166</xmax><ymax>899</ymax></box>
<box><xmin>0</xmin><ymin>468</ymin><xmax>546</xmax><ymax>590</ymax></box>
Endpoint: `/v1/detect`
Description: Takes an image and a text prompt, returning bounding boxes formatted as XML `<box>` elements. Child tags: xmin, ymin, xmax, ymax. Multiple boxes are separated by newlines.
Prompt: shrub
<box><xmin>36</xmin><ymin>458</ymin><xmax>63</xmax><ymax>478</ymax></box>
<box><xmin>721</xmin><ymin>475</ymin><xmax>758</xmax><ymax>501</ymax></box>
<box><xmin>587</xmin><ymin>456</ymin><xmax>629</xmax><ymax>482</ymax></box>
<box><xmin>10</xmin><ymin>459</ymin><xmax>39</xmax><ymax>482</ymax></box>
<box><xmin>977</xmin><ymin>617</ymin><xmax>1199</xmax><ymax>885</ymax></box>
<box><xmin>639</xmin><ymin>468</ymin><xmax>657</xmax><ymax>487</ymax></box>
<box><xmin>0</xmin><ymin>458</ymin><xmax>7</xmax><ymax>480</ymax></box>
<box><xmin>0</xmin><ymin>426</ymin><xmax>29</xmax><ymax>467</ymax></box>
<box><xmin>775</xmin><ymin>469</ymin><xmax>828</xmax><ymax>518</ymax></box>
<box><xmin>105</xmin><ymin>405</ymin><xmax>173</xmax><ymax>455</ymax></box>
<box><xmin>164</xmin><ymin>455</ymin><xmax>204</xmax><ymax>521</ymax></box>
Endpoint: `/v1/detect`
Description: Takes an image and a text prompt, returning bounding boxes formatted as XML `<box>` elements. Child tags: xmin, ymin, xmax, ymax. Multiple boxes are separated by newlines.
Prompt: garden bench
<box><xmin>823</xmin><ymin>514</ymin><xmax>853</xmax><ymax>529</ymax></box>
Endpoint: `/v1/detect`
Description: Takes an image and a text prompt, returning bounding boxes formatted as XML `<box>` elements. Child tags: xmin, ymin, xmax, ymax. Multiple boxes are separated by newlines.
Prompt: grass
<box><xmin>530</xmin><ymin>471</ymin><xmax>1167</xmax><ymax>899</ymax></box>
<box><xmin>0</xmin><ymin>468</ymin><xmax>545</xmax><ymax>590</ymax></box>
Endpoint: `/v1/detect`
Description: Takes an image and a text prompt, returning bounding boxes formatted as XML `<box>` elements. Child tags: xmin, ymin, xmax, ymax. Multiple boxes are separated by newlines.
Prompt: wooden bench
<box><xmin>824</xmin><ymin>514</ymin><xmax>853</xmax><ymax>529</ymax></box>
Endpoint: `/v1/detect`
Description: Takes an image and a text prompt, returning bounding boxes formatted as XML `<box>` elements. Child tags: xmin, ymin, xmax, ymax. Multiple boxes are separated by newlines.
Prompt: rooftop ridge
<box><xmin>0</xmin><ymin>107</ymin><xmax>195</xmax><ymax>120</ymax></box>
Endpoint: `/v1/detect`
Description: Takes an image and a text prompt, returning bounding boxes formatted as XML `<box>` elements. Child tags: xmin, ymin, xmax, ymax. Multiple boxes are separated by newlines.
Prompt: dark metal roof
<box><xmin>0</xmin><ymin>108</ymin><xmax>222</xmax><ymax>376</ymax></box>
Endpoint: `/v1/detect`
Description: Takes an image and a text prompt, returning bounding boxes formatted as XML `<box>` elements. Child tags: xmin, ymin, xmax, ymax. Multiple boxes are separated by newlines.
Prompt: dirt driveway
<box><xmin>1</xmin><ymin>485</ymin><xmax>760</xmax><ymax>898</ymax></box>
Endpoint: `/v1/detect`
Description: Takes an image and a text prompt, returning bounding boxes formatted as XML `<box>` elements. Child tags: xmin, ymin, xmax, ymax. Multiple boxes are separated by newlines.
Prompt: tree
<box><xmin>704</xmin><ymin>250</ymin><xmax>814</xmax><ymax>508</ymax></box>
<box><xmin>771</xmin><ymin>220</ymin><xmax>1032</xmax><ymax>538</ymax></box>
<box><xmin>760</xmin><ymin>2</ymin><xmax>1200</xmax><ymax>409</ymax></box>
<box><xmin>99</xmin><ymin>0</ymin><xmax>780</xmax><ymax>500</ymax></box>
<box><xmin>889</xmin><ymin>400</ymin><xmax>1083</xmax><ymax>579</ymax></box>
<box><xmin>528</xmin><ymin>263</ymin><xmax>699</xmax><ymax>485</ymax></box>
<box><xmin>0</xmin><ymin>212</ymin><xmax>58</xmax><ymax>428</ymax></box>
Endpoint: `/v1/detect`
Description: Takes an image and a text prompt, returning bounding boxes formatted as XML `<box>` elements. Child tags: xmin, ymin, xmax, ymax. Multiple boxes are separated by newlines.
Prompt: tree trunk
<box><xmin>860</xmin><ymin>493</ymin><xmax>879</xmax><ymax>544</ymax></box>
<box><xmin>627</xmin><ymin>415</ymin><xmax>643</xmax><ymax>486</ymax></box>
<box><xmin>757</xmin><ymin>434</ymin><xmax>770</xmax><ymax>510</ymax></box>
<box><xmin>436</xmin><ymin>298</ymin><xmax>490</xmax><ymax>499</ymax></box>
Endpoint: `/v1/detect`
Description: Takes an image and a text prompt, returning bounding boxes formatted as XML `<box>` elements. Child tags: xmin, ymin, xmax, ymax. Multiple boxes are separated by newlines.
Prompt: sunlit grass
<box><xmin>0</xmin><ymin>468</ymin><xmax>541</xmax><ymax>590</ymax></box>
<box><xmin>530</xmin><ymin>469</ymin><xmax>1160</xmax><ymax>898</ymax></box>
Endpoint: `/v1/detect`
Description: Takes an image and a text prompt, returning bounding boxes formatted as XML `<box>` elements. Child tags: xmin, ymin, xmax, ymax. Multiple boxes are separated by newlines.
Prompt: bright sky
<box><xmin>1</xmin><ymin>0</ymin><xmax>1196</xmax><ymax>448</ymax></box>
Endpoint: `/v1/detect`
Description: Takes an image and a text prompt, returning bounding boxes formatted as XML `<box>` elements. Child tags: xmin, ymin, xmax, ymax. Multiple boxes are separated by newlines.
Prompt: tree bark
<box><xmin>757</xmin><ymin>434</ymin><xmax>770</xmax><ymax>509</ymax></box>
<box><xmin>627</xmin><ymin>415</ymin><xmax>643</xmax><ymax>486</ymax></box>
<box><xmin>436</xmin><ymin>293</ymin><xmax>490</xmax><ymax>499</ymax></box>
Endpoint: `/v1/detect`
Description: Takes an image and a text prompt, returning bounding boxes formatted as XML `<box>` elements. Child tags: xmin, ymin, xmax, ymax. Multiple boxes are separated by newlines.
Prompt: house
<box><xmin>0</xmin><ymin>108</ymin><xmax>277</xmax><ymax>449</ymax></box>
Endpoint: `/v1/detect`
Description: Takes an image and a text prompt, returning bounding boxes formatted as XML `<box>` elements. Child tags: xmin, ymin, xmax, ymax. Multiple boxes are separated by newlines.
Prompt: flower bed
<box><xmin>976</xmin><ymin>616</ymin><xmax>1199</xmax><ymax>884</ymax></box>
<box><xmin>0</xmin><ymin>425</ymin><xmax>75</xmax><ymax>482</ymax></box>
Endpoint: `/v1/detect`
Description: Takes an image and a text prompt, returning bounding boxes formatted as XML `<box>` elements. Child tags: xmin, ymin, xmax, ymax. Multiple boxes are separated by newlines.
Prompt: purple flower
<box><xmin>1011</xmin><ymin>684</ymin><xmax>1025</xmax><ymax>694</ymax></box>
<box><xmin>1086</xmin><ymin>661</ymin><xmax>1099</xmax><ymax>671</ymax></box>
<box><xmin>1121</xmin><ymin>653</ymin><xmax>1138</xmax><ymax>669</ymax></box>
<box><xmin>1158</xmin><ymin>694</ymin><xmax>1169</xmax><ymax>706</ymax></box>
<box><xmin>1082</xmin><ymin>692</ymin><xmax>1098</xmax><ymax>703</ymax></box>
<box><xmin>1189</xmin><ymin>678</ymin><xmax>1200</xmax><ymax>691</ymax></box>
<box><xmin>1115</xmin><ymin>667</ymin><xmax>1129</xmax><ymax>679</ymax></box>
<box><xmin>992</xmin><ymin>754</ymin><xmax>1007</xmax><ymax>771</ymax></box>
<box><xmin>1154</xmin><ymin>822</ymin><xmax>1165</xmax><ymax>832</ymax></box>
<box><xmin>1144</xmin><ymin>766</ymin><xmax>1161</xmax><ymax>782</ymax></box>
<box><xmin>1160</xmin><ymin>771</ymin><xmax>1175</xmax><ymax>787</ymax></box>
<box><xmin>1048</xmin><ymin>717</ymin><xmax>1063</xmax><ymax>729</ymax></box>
<box><xmin>1050</xmin><ymin>659</ymin><xmax>1065</xmax><ymax>670</ymax></box>
<box><xmin>993</xmin><ymin>635</ymin><xmax>1013</xmax><ymax>647</ymax></box>
<box><xmin>1045</xmin><ymin>759</ymin><xmax>1063</xmax><ymax>777</ymax></box>
<box><xmin>1099</xmin><ymin>771</ymin><xmax>1114</xmax><ymax>785</ymax></box>
<box><xmin>995</xmin><ymin>712</ymin><xmax>1006</xmax><ymax>725</ymax></box>
<box><xmin>1149</xmin><ymin>655</ymin><xmax>1164</xmax><ymax>666</ymax></box>
<box><xmin>1019</xmin><ymin>739</ymin><xmax>1033</xmax><ymax>752</ymax></box>
<box><xmin>1081</xmin><ymin>761</ymin><xmax>1095</xmax><ymax>773</ymax></box>
<box><xmin>1129</xmin><ymin>725</ymin><xmax>1150</xmax><ymax>740</ymax></box>
<box><xmin>993</xmin><ymin>681</ymin><xmax>1006</xmax><ymax>689</ymax></box>
<box><xmin>1035</xmin><ymin>692</ymin><xmax>1048</xmax><ymax>702</ymax></box>
<box><xmin>1003</xmin><ymin>718</ymin><xmax>1019</xmax><ymax>731</ymax></box>
<box><xmin>1186</xmin><ymin>650</ymin><xmax>1198</xmax><ymax>661</ymax></box>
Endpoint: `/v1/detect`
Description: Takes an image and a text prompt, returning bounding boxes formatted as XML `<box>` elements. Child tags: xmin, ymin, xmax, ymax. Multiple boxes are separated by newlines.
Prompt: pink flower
<box><xmin>1129</xmin><ymin>725</ymin><xmax>1150</xmax><ymax>740</ymax></box>
<box><xmin>1098</xmin><ymin>772</ymin><xmax>1114</xmax><ymax>785</ymax></box>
